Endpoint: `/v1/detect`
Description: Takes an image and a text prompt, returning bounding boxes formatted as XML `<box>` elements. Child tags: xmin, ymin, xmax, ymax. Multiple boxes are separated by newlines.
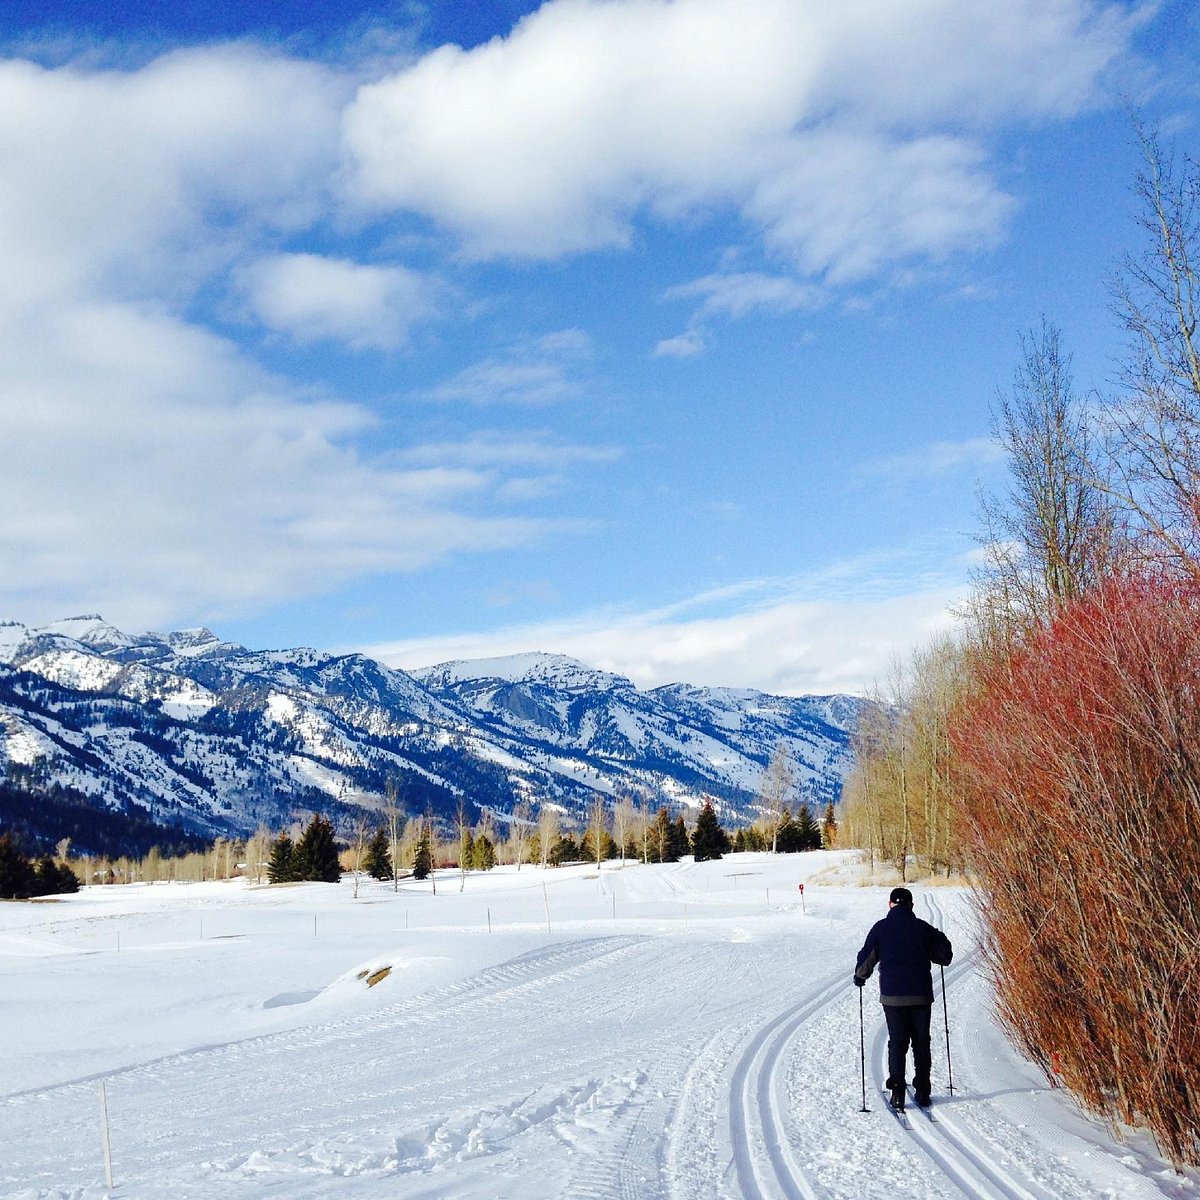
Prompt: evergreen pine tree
<box><xmin>549</xmin><ymin>834</ymin><xmax>580</xmax><ymax>865</ymax></box>
<box><xmin>0</xmin><ymin>834</ymin><xmax>35</xmax><ymax>899</ymax></box>
<box><xmin>821</xmin><ymin>801</ymin><xmax>838</xmax><ymax>848</ymax></box>
<box><xmin>475</xmin><ymin>834</ymin><xmax>496</xmax><ymax>870</ymax></box>
<box><xmin>796</xmin><ymin>803</ymin><xmax>822</xmax><ymax>850</ymax></box>
<box><xmin>691</xmin><ymin>800</ymin><xmax>730</xmax><ymax>862</ymax></box>
<box><xmin>775</xmin><ymin>808</ymin><xmax>799</xmax><ymax>853</ymax></box>
<box><xmin>461</xmin><ymin>829</ymin><xmax>476</xmax><ymax>871</ymax></box>
<box><xmin>412</xmin><ymin>828</ymin><xmax>432</xmax><ymax>880</ymax></box>
<box><xmin>267</xmin><ymin>832</ymin><xmax>295</xmax><ymax>883</ymax></box>
<box><xmin>364</xmin><ymin>827</ymin><xmax>393</xmax><ymax>880</ymax></box>
<box><xmin>669</xmin><ymin>814</ymin><xmax>690</xmax><ymax>861</ymax></box>
<box><xmin>292</xmin><ymin>815</ymin><xmax>341</xmax><ymax>882</ymax></box>
<box><xmin>649</xmin><ymin>807</ymin><xmax>672</xmax><ymax>863</ymax></box>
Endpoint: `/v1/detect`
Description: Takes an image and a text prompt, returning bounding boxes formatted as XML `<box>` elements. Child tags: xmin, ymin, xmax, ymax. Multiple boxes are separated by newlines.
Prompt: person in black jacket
<box><xmin>854</xmin><ymin>886</ymin><xmax>953</xmax><ymax>1110</ymax></box>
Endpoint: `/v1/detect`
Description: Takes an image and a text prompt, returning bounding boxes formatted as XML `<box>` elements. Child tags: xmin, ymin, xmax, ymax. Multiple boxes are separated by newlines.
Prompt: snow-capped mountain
<box><xmin>0</xmin><ymin>617</ymin><xmax>869</xmax><ymax>850</ymax></box>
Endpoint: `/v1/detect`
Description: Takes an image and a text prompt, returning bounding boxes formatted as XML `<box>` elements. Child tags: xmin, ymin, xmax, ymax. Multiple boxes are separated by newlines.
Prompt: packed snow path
<box><xmin>1</xmin><ymin>854</ymin><xmax>1194</xmax><ymax>1198</ymax></box>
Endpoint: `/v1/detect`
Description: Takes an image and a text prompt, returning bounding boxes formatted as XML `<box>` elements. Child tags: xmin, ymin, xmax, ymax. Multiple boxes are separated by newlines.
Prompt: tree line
<box><xmin>0</xmin><ymin>833</ymin><xmax>80</xmax><ymax>899</ymax></box>
<box><xmin>843</xmin><ymin>128</ymin><xmax>1200</xmax><ymax>1166</ymax></box>
<box><xmin>0</xmin><ymin>780</ymin><xmax>834</xmax><ymax>900</ymax></box>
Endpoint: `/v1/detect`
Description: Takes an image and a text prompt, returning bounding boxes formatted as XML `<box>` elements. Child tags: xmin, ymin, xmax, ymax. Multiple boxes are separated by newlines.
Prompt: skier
<box><xmin>854</xmin><ymin>886</ymin><xmax>953</xmax><ymax>1111</ymax></box>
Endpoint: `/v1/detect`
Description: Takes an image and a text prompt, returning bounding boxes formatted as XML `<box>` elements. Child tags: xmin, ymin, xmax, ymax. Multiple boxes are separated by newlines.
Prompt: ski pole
<box><xmin>858</xmin><ymin>985</ymin><xmax>869</xmax><ymax>1112</ymax></box>
<box><xmin>941</xmin><ymin>963</ymin><xmax>955</xmax><ymax>1095</ymax></box>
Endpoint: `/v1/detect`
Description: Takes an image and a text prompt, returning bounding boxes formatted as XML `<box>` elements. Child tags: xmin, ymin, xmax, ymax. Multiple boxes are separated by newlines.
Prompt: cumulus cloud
<box><xmin>0</xmin><ymin>46</ymin><xmax>572</xmax><ymax>630</ymax></box>
<box><xmin>238</xmin><ymin>253</ymin><xmax>441</xmax><ymax>349</ymax></box>
<box><xmin>344</xmin><ymin>0</ymin><xmax>1132</xmax><ymax>274</ymax></box>
<box><xmin>0</xmin><ymin>4</ymin><xmax>1139</xmax><ymax>632</ymax></box>
<box><xmin>0</xmin><ymin>47</ymin><xmax>344</xmax><ymax>306</ymax></box>
<box><xmin>0</xmin><ymin>299</ymin><xmax>548</xmax><ymax>630</ymax></box>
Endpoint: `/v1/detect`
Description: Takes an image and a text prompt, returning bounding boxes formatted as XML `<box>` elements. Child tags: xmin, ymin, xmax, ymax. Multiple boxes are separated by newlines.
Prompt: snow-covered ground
<box><xmin>1</xmin><ymin>852</ymin><xmax>1195</xmax><ymax>1199</ymax></box>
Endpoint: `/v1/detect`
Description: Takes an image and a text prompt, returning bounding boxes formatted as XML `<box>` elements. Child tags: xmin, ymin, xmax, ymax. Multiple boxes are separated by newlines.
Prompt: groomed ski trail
<box><xmin>728</xmin><ymin>969</ymin><xmax>847</xmax><ymax>1199</ymax></box>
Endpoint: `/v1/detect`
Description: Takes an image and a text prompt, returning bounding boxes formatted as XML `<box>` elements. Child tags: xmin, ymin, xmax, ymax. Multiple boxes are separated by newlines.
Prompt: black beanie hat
<box><xmin>889</xmin><ymin>887</ymin><xmax>914</xmax><ymax>906</ymax></box>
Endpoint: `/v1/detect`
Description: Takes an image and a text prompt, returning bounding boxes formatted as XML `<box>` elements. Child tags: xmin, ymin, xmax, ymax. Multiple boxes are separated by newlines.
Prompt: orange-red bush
<box><xmin>951</xmin><ymin>573</ymin><xmax>1200</xmax><ymax>1165</ymax></box>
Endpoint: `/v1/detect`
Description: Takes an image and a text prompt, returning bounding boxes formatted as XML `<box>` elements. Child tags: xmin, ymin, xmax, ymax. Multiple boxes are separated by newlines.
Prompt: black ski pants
<box><xmin>884</xmin><ymin>1003</ymin><xmax>933</xmax><ymax>1096</ymax></box>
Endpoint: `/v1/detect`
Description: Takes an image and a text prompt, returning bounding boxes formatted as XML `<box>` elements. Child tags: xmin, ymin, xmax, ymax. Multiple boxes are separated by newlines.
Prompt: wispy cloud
<box><xmin>359</xmin><ymin>545</ymin><xmax>975</xmax><ymax>696</ymax></box>
<box><xmin>419</xmin><ymin>330</ymin><xmax>595</xmax><ymax>405</ymax></box>
<box><xmin>665</xmin><ymin>272</ymin><xmax>824</xmax><ymax>320</ymax></box>
<box><xmin>861</xmin><ymin>437</ymin><xmax>1006</xmax><ymax>481</ymax></box>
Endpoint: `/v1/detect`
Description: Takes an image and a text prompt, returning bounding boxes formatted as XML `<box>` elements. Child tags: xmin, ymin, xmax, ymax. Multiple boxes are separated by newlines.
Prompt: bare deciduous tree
<box><xmin>537</xmin><ymin>802</ymin><xmax>560</xmax><ymax>869</ymax></box>
<box><xmin>1108</xmin><ymin>126</ymin><xmax>1200</xmax><ymax>575</ymax></box>
<box><xmin>976</xmin><ymin>318</ymin><xmax>1113</xmax><ymax>627</ymax></box>
<box><xmin>612</xmin><ymin>795</ymin><xmax>635</xmax><ymax>865</ymax></box>
<box><xmin>758</xmin><ymin>743</ymin><xmax>794</xmax><ymax>854</ymax></box>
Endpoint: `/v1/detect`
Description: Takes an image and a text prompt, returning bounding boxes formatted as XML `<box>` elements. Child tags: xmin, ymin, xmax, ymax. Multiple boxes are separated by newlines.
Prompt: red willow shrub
<box><xmin>951</xmin><ymin>572</ymin><xmax>1200</xmax><ymax>1166</ymax></box>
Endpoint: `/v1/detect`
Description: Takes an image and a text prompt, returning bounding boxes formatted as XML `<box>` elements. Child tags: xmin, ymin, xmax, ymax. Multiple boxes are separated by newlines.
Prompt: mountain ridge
<box><xmin>0</xmin><ymin>617</ymin><xmax>869</xmax><ymax>851</ymax></box>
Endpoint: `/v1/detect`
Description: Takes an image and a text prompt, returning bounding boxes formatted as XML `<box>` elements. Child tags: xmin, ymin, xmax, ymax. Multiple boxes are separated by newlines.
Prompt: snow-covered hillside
<box><xmin>0</xmin><ymin>618</ymin><xmax>869</xmax><ymax>845</ymax></box>
<box><xmin>1</xmin><ymin>855</ymin><xmax>1192</xmax><ymax>1199</ymax></box>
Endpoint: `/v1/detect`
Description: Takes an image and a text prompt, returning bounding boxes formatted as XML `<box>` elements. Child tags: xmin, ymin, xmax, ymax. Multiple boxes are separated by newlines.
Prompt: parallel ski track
<box><xmin>729</xmin><ymin>966</ymin><xmax>847</xmax><ymax>1200</ymax></box>
<box><xmin>863</xmin><ymin>896</ymin><xmax>1061</xmax><ymax>1200</ymax></box>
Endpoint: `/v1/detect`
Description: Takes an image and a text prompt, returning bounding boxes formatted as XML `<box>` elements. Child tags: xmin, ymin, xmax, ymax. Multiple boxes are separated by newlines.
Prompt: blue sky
<box><xmin>2</xmin><ymin>0</ymin><xmax>1197</xmax><ymax>694</ymax></box>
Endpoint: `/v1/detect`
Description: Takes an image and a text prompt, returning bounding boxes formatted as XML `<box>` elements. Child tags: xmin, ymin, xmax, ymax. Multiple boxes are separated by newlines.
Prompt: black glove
<box><xmin>853</xmin><ymin>975</ymin><xmax>865</xmax><ymax>988</ymax></box>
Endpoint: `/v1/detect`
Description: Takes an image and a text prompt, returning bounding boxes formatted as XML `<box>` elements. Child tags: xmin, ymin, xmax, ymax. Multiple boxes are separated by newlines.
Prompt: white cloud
<box><xmin>659</xmin><ymin>270</ymin><xmax>824</xmax><ymax>354</ymax></box>
<box><xmin>420</xmin><ymin>331</ymin><xmax>596</xmax><ymax>404</ymax></box>
<box><xmin>0</xmin><ymin>47</ymin><xmax>344</xmax><ymax>307</ymax></box>
<box><xmin>398</xmin><ymin>431</ymin><xmax>621</xmax><ymax>470</ymax></box>
<box><xmin>0</xmin><ymin>46</ymin><xmax>602</xmax><ymax>630</ymax></box>
<box><xmin>238</xmin><ymin>253</ymin><xmax>441</xmax><ymax>349</ymax></box>
<box><xmin>653</xmin><ymin>329</ymin><xmax>706</xmax><ymax>359</ymax></box>
<box><xmin>665</xmin><ymin>272</ymin><xmax>823</xmax><ymax>320</ymax></box>
<box><xmin>0</xmin><ymin>299</ymin><xmax>549</xmax><ymax>630</ymax></box>
<box><xmin>361</xmin><ymin>555</ymin><xmax>974</xmax><ymax>696</ymax></box>
<box><xmin>344</xmin><ymin>0</ymin><xmax>1133</xmax><ymax>275</ymax></box>
<box><xmin>863</xmin><ymin>437</ymin><xmax>1007</xmax><ymax>480</ymax></box>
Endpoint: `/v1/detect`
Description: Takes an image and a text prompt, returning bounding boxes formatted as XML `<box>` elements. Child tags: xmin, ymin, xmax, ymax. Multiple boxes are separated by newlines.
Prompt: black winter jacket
<box><xmin>854</xmin><ymin>904</ymin><xmax>953</xmax><ymax>1006</ymax></box>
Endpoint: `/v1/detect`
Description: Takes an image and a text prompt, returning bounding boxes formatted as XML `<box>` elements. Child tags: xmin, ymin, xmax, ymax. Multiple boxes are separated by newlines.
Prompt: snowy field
<box><xmin>2</xmin><ymin>851</ymin><xmax>1196</xmax><ymax>1199</ymax></box>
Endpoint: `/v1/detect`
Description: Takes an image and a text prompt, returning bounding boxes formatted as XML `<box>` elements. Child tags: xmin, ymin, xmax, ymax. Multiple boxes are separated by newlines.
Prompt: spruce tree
<box><xmin>796</xmin><ymin>803</ymin><xmax>822</xmax><ymax>850</ymax></box>
<box><xmin>0</xmin><ymin>834</ymin><xmax>35</xmax><ymax>899</ymax></box>
<box><xmin>549</xmin><ymin>834</ymin><xmax>580</xmax><ymax>865</ymax></box>
<box><xmin>475</xmin><ymin>834</ymin><xmax>496</xmax><ymax>871</ymax></box>
<box><xmin>691</xmin><ymin>800</ymin><xmax>730</xmax><ymax>862</ymax></box>
<box><xmin>293</xmin><ymin>815</ymin><xmax>341</xmax><ymax>882</ymax></box>
<box><xmin>267</xmin><ymin>832</ymin><xmax>295</xmax><ymax>883</ymax></box>
<box><xmin>364</xmin><ymin>827</ymin><xmax>393</xmax><ymax>880</ymax></box>
<box><xmin>668</xmin><ymin>814</ymin><xmax>690</xmax><ymax>861</ymax></box>
<box><xmin>775</xmin><ymin>808</ymin><xmax>799</xmax><ymax>853</ymax></box>
<box><xmin>821</xmin><ymin>801</ymin><xmax>838</xmax><ymax>848</ymax></box>
<box><xmin>412</xmin><ymin>828</ymin><xmax>432</xmax><ymax>880</ymax></box>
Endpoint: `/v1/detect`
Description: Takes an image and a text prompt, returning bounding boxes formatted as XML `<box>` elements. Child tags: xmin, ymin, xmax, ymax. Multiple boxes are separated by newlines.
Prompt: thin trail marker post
<box><xmin>941</xmin><ymin>963</ymin><xmax>955</xmax><ymax>1095</ymax></box>
<box><xmin>98</xmin><ymin>1080</ymin><xmax>114</xmax><ymax>1189</ymax></box>
<box><xmin>543</xmin><ymin>882</ymin><xmax>551</xmax><ymax>934</ymax></box>
<box><xmin>798</xmin><ymin>882</ymin><xmax>806</xmax><ymax>914</ymax></box>
<box><xmin>858</xmin><ymin>987</ymin><xmax>869</xmax><ymax>1113</ymax></box>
